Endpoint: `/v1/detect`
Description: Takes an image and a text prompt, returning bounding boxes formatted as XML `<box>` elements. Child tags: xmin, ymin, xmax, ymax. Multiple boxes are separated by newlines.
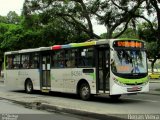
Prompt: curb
<box><xmin>150</xmin><ymin>81</ymin><xmax>160</xmax><ymax>83</ymax></box>
<box><xmin>39</xmin><ymin>103</ymin><xmax>126</xmax><ymax>120</ymax></box>
<box><xmin>0</xmin><ymin>97</ymin><xmax>127</xmax><ymax>120</ymax></box>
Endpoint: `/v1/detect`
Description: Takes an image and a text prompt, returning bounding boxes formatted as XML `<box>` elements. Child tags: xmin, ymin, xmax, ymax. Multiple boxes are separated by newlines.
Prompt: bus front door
<box><xmin>97</xmin><ymin>47</ymin><xmax>110</xmax><ymax>93</ymax></box>
<box><xmin>41</xmin><ymin>54</ymin><xmax>51</xmax><ymax>92</ymax></box>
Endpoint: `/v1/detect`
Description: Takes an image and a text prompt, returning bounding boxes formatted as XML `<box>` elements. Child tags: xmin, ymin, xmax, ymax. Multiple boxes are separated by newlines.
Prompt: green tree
<box><xmin>22</xmin><ymin>0</ymin><xmax>145</xmax><ymax>39</ymax></box>
<box><xmin>21</xmin><ymin>0</ymin><xmax>91</xmax><ymax>44</ymax></box>
<box><xmin>0</xmin><ymin>16</ymin><xmax>7</xmax><ymax>23</ymax></box>
<box><xmin>0</xmin><ymin>23</ymin><xmax>24</xmax><ymax>75</ymax></box>
<box><xmin>95</xmin><ymin>0</ymin><xmax>145</xmax><ymax>38</ymax></box>
<box><xmin>136</xmin><ymin>0</ymin><xmax>160</xmax><ymax>72</ymax></box>
<box><xmin>1</xmin><ymin>24</ymin><xmax>24</xmax><ymax>50</ymax></box>
<box><xmin>138</xmin><ymin>22</ymin><xmax>159</xmax><ymax>72</ymax></box>
<box><xmin>7</xmin><ymin>11</ymin><xmax>21</xmax><ymax>24</ymax></box>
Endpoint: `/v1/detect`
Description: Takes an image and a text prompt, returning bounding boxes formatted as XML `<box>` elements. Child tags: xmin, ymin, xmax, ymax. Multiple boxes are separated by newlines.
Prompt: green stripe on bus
<box><xmin>51</xmin><ymin>75</ymin><xmax>55</xmax><ymax>80</ymax></box>
<box><xmin>117</xmin><ymin>76</ymin><xmax>148</xmax><ymax>84</ymax></box>
<box><xmin>71</xmin><ymin>41</ymin><xmax>96</xmax><ymax>47</ymax></box>
<box><xmin>89</xmin><ymin>73</ymin><xmax>96</xmax><ymax>80</ymax></box>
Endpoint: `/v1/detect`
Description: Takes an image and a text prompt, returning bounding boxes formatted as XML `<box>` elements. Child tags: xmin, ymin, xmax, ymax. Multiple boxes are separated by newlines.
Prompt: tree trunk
<box><xmin>151</xmin><ymin>57</ymin><xmax>157</xmax><ymax>73</ymax></box>
<box><xmin>0</xmin><ymin>61</ymin><xmax>2</xmax><ymax>77</ymax></box>
<box><xmin>106</xmin><ymin>27</ymin><xmax>113</xmax><ymax>39</ymax></box>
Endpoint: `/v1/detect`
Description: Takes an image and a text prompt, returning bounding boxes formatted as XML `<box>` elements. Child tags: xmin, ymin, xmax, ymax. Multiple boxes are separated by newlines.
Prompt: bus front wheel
<box><xmin>25</xmin><ymin>80</ymin><xmax>33</xmax><ymax>94</ymax></box>
<box><xmin>79</xmin><ymin>83</ymin><xmax>91</xmax><ymax>101</ymax></box>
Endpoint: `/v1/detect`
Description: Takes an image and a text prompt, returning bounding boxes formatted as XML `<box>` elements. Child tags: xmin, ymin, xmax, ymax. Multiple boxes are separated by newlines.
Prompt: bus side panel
<box><xmin>72</xmin><ymin>68</ymin><xmax>97</xmax><ymax>94</ymax></box>
<box><xmin>18</xmin><ymin>69</ymin><xmax>41</xmax><ymax>90</ymax></box>
<box><xmin>5</xmin><ymin>70</ymin><xmax>21</xmax><ymax>90</ymax></box>
<box><xmin>50</xmin><ymin>69</ymin><xmax>71</xmax><ymax>92</ymax></box>
<box><xmin>5</xmin><ymin>69</ymin><xmax>40</xmax><ymax>91</ymax></box>
<box><xmin>50</xmin><ymin>68</ymin><xmax>96</xmax><ymax>94</ymax></box>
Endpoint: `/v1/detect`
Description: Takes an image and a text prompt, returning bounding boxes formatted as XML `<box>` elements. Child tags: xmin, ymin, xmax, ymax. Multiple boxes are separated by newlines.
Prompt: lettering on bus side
<box><xmin>71</xmin><ymin>71</ymin><xmax>82</xmax><ymax>76</ymax></box>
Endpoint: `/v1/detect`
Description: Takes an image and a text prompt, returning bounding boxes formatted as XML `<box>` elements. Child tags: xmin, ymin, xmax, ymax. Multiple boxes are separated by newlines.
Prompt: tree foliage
<box><xmin>22</xmin><ymin>0</ymin><xmax>145</xmax><ymax>39</ymax></box>
<box><xmin>6</xmin><ymin>11</ymin><xmax>21</xmax><ymax>24</ymax></box>
<box><xmin>137</xmin><ymin>0</ymin><xmax>160</xmax><ymax>72</ymax></box>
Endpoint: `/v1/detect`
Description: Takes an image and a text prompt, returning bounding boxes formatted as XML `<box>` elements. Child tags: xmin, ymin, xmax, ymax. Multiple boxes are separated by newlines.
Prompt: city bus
<box><xmin>4</xmin><ymin>39</ymin><xmax>149</xmax><ymax>100</ymax></box>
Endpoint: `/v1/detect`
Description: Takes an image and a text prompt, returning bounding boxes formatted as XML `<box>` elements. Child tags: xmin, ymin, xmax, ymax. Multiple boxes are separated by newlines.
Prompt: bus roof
<box><xmin>5</xmin><ymin>47</ymin><xmax>50</xmax><ymax>55</ymax></box>
<box><xmin>4</xmin><ymin>39</ymin><xmax>143</xmax><ymax>55</ymax></box>
<box><xmin>50</xmin><ymin>39</ymin><xmax>113</xmax><ymax>50</ymax></box>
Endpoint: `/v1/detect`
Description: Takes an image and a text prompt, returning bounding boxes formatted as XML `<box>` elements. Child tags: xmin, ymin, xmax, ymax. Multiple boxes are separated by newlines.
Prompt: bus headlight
<box><xmin>113</xmin><ymin>77</ymin><xmax>126</xmax><ymax>86</ymax></box>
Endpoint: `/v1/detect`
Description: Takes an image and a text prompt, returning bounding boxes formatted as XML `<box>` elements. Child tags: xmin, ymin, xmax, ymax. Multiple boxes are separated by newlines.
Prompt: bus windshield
<box><xmin>111</xmin><ymin>49</ymin><xmax>147</xmax><ymax>74</ymax></box>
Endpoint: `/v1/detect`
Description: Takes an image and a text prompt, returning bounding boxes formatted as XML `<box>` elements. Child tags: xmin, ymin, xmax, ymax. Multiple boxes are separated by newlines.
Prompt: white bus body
<box><xmin>4</xmin><ymin>39</ymin><xmax>149</xmax><ymax>100</ymax></box>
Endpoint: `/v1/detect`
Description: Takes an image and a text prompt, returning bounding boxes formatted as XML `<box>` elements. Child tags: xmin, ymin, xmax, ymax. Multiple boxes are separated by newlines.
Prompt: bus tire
<box><xmin>25</xmin><ymin>80</ymin><xmax>33</xmax><ymax>94</ymax></box>
<box><xmin>79</xmin><ymin>83</ymin><xmax>91</xmax><ymax>101</ymax></box>
<box><xmin>109</xmin><ymin>95</ymin><xmax>121</xmax><ymax>100</ymax></box>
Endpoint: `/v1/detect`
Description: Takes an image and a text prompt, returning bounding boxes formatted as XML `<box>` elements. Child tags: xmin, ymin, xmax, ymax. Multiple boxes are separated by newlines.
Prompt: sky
<box><xmin>0</xmin><ymin>0</ymin><xmax>106</xmax><ymax>35</ymax></box>
<box><xmin>0</xmin><ymin>0</ymin><xmax>25</xmax><ymax>16</ymax></box>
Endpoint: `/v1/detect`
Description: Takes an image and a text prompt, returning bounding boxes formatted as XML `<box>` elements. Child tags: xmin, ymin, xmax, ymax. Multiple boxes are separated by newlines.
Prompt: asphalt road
<box><xmin>0</xmin><ymin>81</ymin><xmax>160</xmax><ymax>120</ymax></box>
<box><xmin>149</xmin><ymin>81</ymin><xmax>160</xmax><ymax>91</ymax></box>
<box><xmin>0</xmin><ymin>99</ymin><xmax>49</xmax><ymax>114</ymax></box>
<box><xmin>0</xmin><ymin>99</ymin><xmax>98</xmax><ymax>120</ymax></box>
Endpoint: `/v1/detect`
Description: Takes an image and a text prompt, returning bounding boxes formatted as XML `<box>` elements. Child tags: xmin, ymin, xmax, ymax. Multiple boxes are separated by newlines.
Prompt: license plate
<box><xmin>127</xmin><ymin>86</ymin><xmax>141</xmax><ymax>92</ymax></box>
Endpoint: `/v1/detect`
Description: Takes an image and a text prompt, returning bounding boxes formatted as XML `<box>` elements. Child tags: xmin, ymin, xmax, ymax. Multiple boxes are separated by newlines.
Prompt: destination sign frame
<box><xmin>113</xmin><ymin>40</ymin><xmax>144</xmax><ymax>48</ymax></box>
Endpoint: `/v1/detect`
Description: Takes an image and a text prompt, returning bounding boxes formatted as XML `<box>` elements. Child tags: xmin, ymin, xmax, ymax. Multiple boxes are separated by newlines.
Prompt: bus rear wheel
<box><xmin>79</xmin><ymin>83</ymin><xmax>91</xmax><ymax>101</ymax></box>
<box><xmin>25</xmin><ymin>80</ymin><xmax>33</xmax><ymax>94</ymax></box>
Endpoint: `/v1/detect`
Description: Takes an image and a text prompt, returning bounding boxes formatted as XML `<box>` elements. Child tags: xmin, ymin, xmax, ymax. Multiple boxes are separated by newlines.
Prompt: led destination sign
<box><xmin>113</xmin><ymin>40</ymin><xmax>144</xmax><ymax>48</ymax></box>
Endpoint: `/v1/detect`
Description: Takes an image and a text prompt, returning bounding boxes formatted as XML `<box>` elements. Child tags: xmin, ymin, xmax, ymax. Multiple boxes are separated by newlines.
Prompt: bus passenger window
<box><xmin>65</xmin><ymin>49</ymin><xmax>77</xmax><ymax>68</ymax></box>
<box><xmin>23</xmin><ymin>59</ymin><xmax>29</xmax><ymax>68</ymax></box>
<box><xmin>59</xmin><ymin>60</ymin><xmax>66</xmax><ymax>68</ymax></box>
<box><xmin>7</xmin><ymin>56</ymin><xmax>13</xmax><ymax>69</ymax></box>
<box><xmin>29</xmin><ymin>53</ymin><xmax>39</xmax><ymax>69</ymax></box>
<box><xmin>21</xmin><ymin>54</ymin><xmax>29</xmax><ymax>69</ymax></box>
<box><xmin>66</xmin><ymin>59</ymin><xmax>75</xmax><ymax>67</ymax></box>
<box><xmin>34</xmin><ymin>60</ymin><xmax>39</xmax><ymax>68</ymax></box>
<box><xmin>78</xmin><ymin>48</ymin><xmax>94</xmax><ymax>67</ymax></box>
<box><xmin>52</xmin><ymin>50</ymin><xmax>66</xmax><ymax>68</ymax></box>
<box><xmin>13</xmin><ymin>55</ymin><xmax>20</xmax><ymax>69</ymax></box>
